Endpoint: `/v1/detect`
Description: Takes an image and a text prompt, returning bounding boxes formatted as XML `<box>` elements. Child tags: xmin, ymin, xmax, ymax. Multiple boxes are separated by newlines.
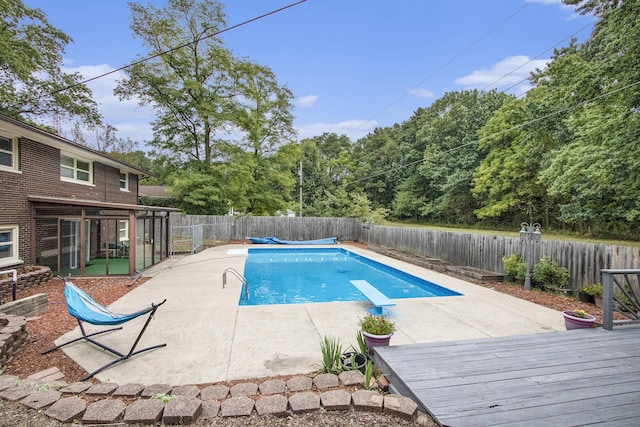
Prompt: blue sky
<box><xmin>26</xmin><ymin>0</ymin><xmax>596</xmax><ymax>146</ymax></box>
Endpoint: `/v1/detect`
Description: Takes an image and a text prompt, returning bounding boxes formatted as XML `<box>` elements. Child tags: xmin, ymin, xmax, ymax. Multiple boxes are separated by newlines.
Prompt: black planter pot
<box><xmin>578</xmin><ymin>291</ymin><xmax>595</xmax><ymax>304</ymax></box>
<box><xmin>341</xmin><ymin>352</ymin><xmax>367</xmax><ymax>373</ymax></box>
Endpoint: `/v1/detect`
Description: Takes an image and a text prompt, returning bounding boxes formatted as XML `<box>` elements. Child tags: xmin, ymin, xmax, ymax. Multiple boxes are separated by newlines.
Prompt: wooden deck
<box><xmin>372</xmin><ymin>327</ymin><xmax>640</xmax><ymax>426</ymax></box>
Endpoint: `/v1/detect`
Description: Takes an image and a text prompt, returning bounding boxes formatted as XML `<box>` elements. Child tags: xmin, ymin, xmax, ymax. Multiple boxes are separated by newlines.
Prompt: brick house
<box><xmin>0</xmin><ymin>113</ymin><xmax>175</xmax><ymax>276</ymax></box>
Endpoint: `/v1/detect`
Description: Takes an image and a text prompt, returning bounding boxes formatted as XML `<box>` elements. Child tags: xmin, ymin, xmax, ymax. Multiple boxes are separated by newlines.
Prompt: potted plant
<box><xmin>562</xmin><ymin>309</ymin><xmax>596</xmax><ymax>330</ymax></box>
<box><xmin>582</xmin><ymin>283</ymin><xmax>603</xmax><ymax>307</ymax></box>
<box><xmin>359</xmin><ymin>313</ymin><xmax>396</xmax><ymax>355</ymax></box>
<box><xmin>340</xmin><ymin>331</ymin><xmax>369</xmax><ymax>372</ymax></box>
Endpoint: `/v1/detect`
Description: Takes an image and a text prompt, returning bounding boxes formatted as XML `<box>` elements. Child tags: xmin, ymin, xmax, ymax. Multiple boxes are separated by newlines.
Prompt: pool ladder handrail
<box><xmin>223</xmin><ymin>268</ymin><xmax>249</xmax><ymax>298</ymax></box>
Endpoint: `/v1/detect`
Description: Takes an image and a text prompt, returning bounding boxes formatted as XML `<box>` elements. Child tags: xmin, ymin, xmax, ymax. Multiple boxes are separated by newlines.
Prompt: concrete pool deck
<box><xmin>55</xmin><ymin>244</ymin><xmax>566</xmax><ymax>386</ymax></box>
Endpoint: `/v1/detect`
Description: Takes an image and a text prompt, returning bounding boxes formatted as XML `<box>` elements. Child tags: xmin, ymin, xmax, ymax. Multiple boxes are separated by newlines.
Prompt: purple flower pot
<box><xmin>362</xmin><ymin>331</ymin><xmax>393</xmax><ymax>355</ymax></box>
<box><xmin>562</xmin><ymin>310</ymin><xmax>596</xmax><ymax>330</ymax></box>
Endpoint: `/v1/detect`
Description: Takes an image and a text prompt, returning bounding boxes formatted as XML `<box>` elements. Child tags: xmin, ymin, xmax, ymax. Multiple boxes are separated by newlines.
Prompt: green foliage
<box><xmin>153</xmin><ymin>392</ymin><xmax>175</xmax><ymax>403</ymax></box>
<box><xmin>502</xmin><ymin>254</ymin><xmax>526</xmax><ymax>284</ymax></box>
<box><xmin>355</xmin><ymin>330</ymin><xmax>368</xmax><ymax>357</ymax></box>
<box><xmin>582</xmin><ymin>283</ymin><xmax>603</xmax><ymax>296</ymax></box>
<box><xmin>0</xmin><ymin>0</ymin><xmax>101</xmax><ymax>125</ymax></box>
<box><xmin>533</xmin><ymin>257</ymin><xmax>569</xmax><ymax>292</ymax></box>
<box><xmin>363</xmin><ymin>360</ymin><xmax>375</xmax><ymax>390</ymax></box>
<box><xmin>169</xmin><ymin>172</ymin><xmax>228</xmax><ymax>215</ymax></box>
<box><xmin>319</xmin><ymin>335</ymin><xmax>344</xmax><ymax>374</ymax></box>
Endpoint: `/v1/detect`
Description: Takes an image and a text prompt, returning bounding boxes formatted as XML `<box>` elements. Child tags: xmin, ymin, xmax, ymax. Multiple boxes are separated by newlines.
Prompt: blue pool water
<box><xmin>240</xmin><ymin>248</ymin><xmax>461</xmax><ymax>306</ymax></box>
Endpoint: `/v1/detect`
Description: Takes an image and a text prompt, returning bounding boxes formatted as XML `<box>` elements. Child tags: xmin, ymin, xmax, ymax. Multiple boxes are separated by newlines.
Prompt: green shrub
<box><xmin>582</xmin><ymin>283</ymin><xmax>603</xmax><ymax>296</ymax></box>
<box><xmin>502</xmin><ymin>253</ymin><xmax>526</xmax><ymax>284</ymax></box>
<box><xmin>533</xmin><ymin>257</ymin><xmax>569</xmax><ymax>292</ymax></box>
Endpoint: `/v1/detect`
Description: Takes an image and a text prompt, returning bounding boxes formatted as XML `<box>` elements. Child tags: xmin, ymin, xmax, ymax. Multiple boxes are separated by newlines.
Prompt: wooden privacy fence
<box><xmin>169</xmin><ymin>215</ymin><xmax>640</xmax><ymax>292</ymax></box>
<box><xmin>170</xmin><ymin>215</ymin><xmax>362</xmax><ymax>242</ymax></box>
<box><xmin>366</xmin><ymin>225</ymin><xmax>640</xmax><ymax>292</ymax></box>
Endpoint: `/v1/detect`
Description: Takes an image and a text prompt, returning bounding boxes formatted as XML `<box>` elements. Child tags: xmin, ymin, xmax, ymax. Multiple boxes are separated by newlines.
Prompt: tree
<box><xmin>115</xmin><ymin>0</ymin><xmax>231</xmax><ymax>167</ymax></box>
<box><xmin>0</xmin><ymin>0</ymin><xmax>101</xmax><ymax>126</ymax></box>
<box><xmin>537</xmin><ymin>0</ymin><xmax>640</xmax><ymax>235</ymax></box>
<box><xmin>116</xmin><ymin>0</ymin><xmax>296</xmax><ymax>214</ymax></box>
<box><xmin>416</xmin><ymin>90</ymin><xmax>509</xmax><ymax>224</ymax></box>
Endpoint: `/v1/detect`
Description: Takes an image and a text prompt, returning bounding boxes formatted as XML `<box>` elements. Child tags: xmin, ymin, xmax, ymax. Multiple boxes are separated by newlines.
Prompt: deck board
<box><xmin>373</xmin><ymin>327</ymin><xmax>640</xmax><ymax>426</ymax></box>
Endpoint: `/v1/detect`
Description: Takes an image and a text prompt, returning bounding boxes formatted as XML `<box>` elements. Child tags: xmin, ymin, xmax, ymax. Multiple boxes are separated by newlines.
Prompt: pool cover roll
<box><xmin>248</xmin><ymin>236</ymin><xmax>337</xmax><ymax>245</ymax></box>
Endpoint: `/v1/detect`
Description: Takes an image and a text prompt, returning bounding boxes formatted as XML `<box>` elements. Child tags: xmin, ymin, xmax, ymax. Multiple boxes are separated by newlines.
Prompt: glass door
<box><xmin>60</xmin><ymin>219</ymin><xmax>81</xmax><ymax>275</ymax></box>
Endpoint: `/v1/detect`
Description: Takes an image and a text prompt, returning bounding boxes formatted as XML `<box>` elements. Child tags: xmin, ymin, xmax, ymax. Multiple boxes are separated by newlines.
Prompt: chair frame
<box><xmin>42</xmin><ymin>279</ymin><xmax>166</xmax><ymax>380</ymax></box>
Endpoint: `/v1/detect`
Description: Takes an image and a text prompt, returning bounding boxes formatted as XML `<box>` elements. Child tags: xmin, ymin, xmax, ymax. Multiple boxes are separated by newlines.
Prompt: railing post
<box><xmin>601</xmin><ymin>269</ymin><xmax>614</xmax><ymax>330</ymax></box>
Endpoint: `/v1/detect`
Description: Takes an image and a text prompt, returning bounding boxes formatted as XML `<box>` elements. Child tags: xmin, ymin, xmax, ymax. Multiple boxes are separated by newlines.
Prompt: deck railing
<box><xmin>601</xmin><ymin>269</ymin><xmax>640</xmax><ymax>330</ymax></box>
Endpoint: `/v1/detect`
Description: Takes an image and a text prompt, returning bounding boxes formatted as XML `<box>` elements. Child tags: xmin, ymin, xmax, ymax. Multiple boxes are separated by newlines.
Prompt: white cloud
<box><xmin>296</xmin><ymin>95</ymin><xmax>318</xmax><ymax>108</ymax></box>
<box><xmin>408</xmin><ymin>88</ymin><xmax>435</xmax><ymax>99</ymax></box>
<box><xmin>63</xmin><ymin>64</ymin><xmax>155</xmax><ymax>144</ymax></box>
<box><xmin>296</xmin><ymin>119</ymin><xmax>378</xmax><ymax>141</ymax></box>
<box><xmin>455</xmin><ymin>55</ymin><xmax>549</xmax><ymax>94</ymax></box>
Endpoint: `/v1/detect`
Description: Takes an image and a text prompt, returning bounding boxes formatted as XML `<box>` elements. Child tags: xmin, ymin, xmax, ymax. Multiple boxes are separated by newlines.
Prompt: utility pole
<box><xmin>299</xmin><ymin>160</ymin><xmax>303</xmax><ymax>217</ymax></box>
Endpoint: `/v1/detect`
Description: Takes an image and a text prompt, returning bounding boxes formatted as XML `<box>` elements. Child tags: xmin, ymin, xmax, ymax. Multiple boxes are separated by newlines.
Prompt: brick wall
<box><xmin>0</xmin><ymin>135</ymin><xmax>140</xmax><ymax>266</ymax></box>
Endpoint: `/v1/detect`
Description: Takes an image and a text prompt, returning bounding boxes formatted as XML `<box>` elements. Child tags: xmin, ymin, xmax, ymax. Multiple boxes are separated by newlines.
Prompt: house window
<box><xmin>61</xmin><ymin>154</ymin><xmax>92</xmax><ymax>184</ymax></box>
<box><xmin>0</xmin><ymin>135</ymin><xmax>18</xmax><ymax>171</ymax></box>
<box><xmin>119</xmin><ymin>172</ymin><xmax>129</xmax><ymax>191</ymax></box>
<box><xmin>0</xmin><ymin>226</ymin><xmax>20</xmax><ymax>267</ymax></box>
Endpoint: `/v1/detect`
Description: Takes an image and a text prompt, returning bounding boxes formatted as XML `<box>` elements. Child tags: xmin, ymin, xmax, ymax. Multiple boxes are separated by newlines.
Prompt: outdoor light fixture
<box><xmin>520</xmin><ymin>222</ymin><xmax>542</xmax><ymax>291</ymax></box>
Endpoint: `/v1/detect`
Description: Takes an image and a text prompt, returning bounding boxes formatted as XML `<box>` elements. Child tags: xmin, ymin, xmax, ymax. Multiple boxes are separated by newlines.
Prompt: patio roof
<box><xmin>27</xmin><ymin>195</ymin><xmax>180</xmax><ymax>212</ymax></box>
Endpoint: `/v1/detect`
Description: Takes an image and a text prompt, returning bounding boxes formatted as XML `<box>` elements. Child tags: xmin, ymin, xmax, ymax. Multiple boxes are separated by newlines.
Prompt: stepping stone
<box><xmin>141</xmin><ymin>383</ymin><xmax>172</xmax><ymax>398</ymax></box>
<box><xmin>45</xmin><ymin>396</ymin><xmax>87</xmax><ymax>423</ymax></box>
<box><xmin>230</xmin><ymin>382</ymin><xmax>258</xmax><ymax>397</ymax></box>
<box><xmin>162</xmin><ymin>396</ymin><xmax>202</xmax><ymax>424</ymax></box>
<box><xmin>259</xmin><ymin>378</ymin><xmax>286</xmax><ymax>396</ymax></box>
<box><xmin>313</xmin><ymin>373</ymin><xmax>339</xmax><ymax>389</ymax></box>
<box><xmin>289</xmin><ymin>391</ymin><xmax>320</xmax><ymax>414</ymax></box>
<box><xmin>86</xmin><ymin>382</ymin><xmax>119</xmax><ymax>396</ymax></box>
<box><xmin>171</xmin><ymin>384</ymin><xmax>200</xmax><ymax>398</ymax></box>
<box><xmin>220</xmin><ymin>396</ymin><xmax>254</xmax><ymax>417</ymax></box>
<box><xmin>20</xmin><ymin>389</ymin><xmax>61</xmax><ymax>410</ymax></box>
<box><xmin>286</xmin><ymin>376</ymin><xmax>312</xmax><ymax>392</ymax></box>
<box><xmin>0</xmin><ymin>379</ymin><xmax>41</xmax><ymax>401</ymax></box>
<box><xmin>383</xmin><ymin>394</ymin><xmax>418</xmax><ymax>420</ymax></box>
<box><xmin>0</xmin><ymin>375</ymin><xmax>19</xmax><ymax>391</ymax></box>
<box><xmin>83</xmin><ymin>399</ymin><xmax>126</xmax><ymax>424</ymax></box>
<box><xmin>320</xmin><ymin>389</ymin><xmax>351</xmax><ymax>411</ymax></box>
<box><xmin>27</xmin><ymin>367</ymin><xmax>64</xmax><ymax>382</ymax></box>
<box><xmin>113</xmin><ymin>383</ymin><xmax>145</xmax><ymax>397</ymax></box>
<box><xmin>352</xmin><ymin>389</ymin><xmax>383</xmax><ymax>412</ymax></box>
<box><xmin>201</xmin><ymin>400</ymin><xmax>221</xmax><ymax>419</ymax></box>
<box><xmin>60</xmin><ymin>382</ymin><xmax>92</xmax><ymax>394</ymax></box>
<box><xmin>124</xmin><ymin>398</ymin><xmax>165</xmax><ymax>424</ymax></box>
<box><xmin>255</xmin><ymin>394</ymin><xmax>288</xmax><ymax>416</ymax></box>
<box><xmin>200</xmin><ymin>384</ymin><xmax>229</xmax><ymax>400</ymax></box>
<box><xmin>338</xmin><ymin>370</ymin><xmax>365</xmax><ymax>386</ymax></box>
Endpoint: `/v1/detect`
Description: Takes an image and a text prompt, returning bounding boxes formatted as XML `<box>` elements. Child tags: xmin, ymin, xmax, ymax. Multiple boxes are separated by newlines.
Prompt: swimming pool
<box><xmin>239</xmin><ymin>248</ymin><xmax>461</xmax><ymax>306</ymax></box>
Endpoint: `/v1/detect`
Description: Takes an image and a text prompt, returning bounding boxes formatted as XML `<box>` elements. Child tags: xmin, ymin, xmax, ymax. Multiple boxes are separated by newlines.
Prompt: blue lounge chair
<box><xmin>42</xmin><ymin>277</ymin><xmax>166</xmax><ymax>380</ymax></box>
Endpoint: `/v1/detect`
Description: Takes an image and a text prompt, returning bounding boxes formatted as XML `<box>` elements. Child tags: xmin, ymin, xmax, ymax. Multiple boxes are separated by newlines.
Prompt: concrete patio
<box><xmin>55</xmin><ymin>244</ymin><xmax>566</xmax><ymax>385</ymax></box>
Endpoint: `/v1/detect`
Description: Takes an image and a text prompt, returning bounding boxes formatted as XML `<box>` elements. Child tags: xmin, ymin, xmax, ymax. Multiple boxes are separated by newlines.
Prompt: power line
<box><xmin>22</xmin><ymin>1</ymin><xmax>308</xmax><ymax>102</ymax></box>
<box><xmin>348</xmin><ymin>79</ymin><xmax>640</xmax><ymax>185</ymax></box>
<box><xmin>353</xmin><ymin>2</ymin><xmax>531</xmax><ymax>135</ymax></box>
<box><xmin>346</xmin><ymin>15</ymin><xmax>595</xmax><ymax>170</ymax></box>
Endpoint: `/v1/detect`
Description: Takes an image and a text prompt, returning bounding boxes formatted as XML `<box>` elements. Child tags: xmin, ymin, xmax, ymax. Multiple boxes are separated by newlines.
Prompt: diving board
<box><xmin>350</xmin><ymin>280</ymin><xmax>396</xmax><ymax>315</ymax></box>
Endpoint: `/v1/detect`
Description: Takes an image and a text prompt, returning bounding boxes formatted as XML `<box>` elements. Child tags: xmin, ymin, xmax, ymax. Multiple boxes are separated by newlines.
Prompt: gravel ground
<box><xmin>0</xmin><ymin>398</ymin><xmax>432</xmax><ymax>427</ymax></box>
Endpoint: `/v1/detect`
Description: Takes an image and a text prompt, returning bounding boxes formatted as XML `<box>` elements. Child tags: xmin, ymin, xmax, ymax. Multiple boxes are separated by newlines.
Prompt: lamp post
<box><xmin>520</xmin><ymin>222</ymin><xmax>541</xmax><ymax>291</ymax></box>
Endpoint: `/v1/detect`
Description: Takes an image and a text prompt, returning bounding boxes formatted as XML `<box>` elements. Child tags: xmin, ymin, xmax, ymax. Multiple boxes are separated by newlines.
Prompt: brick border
<box><xmin>0</xmin><ymin>371</ymin><xmax>430</xmax><ymax>425</ymax></box>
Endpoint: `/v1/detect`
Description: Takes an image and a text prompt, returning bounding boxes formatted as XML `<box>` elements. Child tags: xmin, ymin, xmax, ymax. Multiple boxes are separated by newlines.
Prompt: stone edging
<box><xmin>0</xmin><ymin>314</ymin><xmax>29</xmax><ymax>370</ymax></box>
<box><xmin>0</xmin><ymin>267</ymin><xmax>52</xmax><ymax>302</ymax></box>
<box><xmin>0</xmin><ymin>371</ymin><xmax>432</xmax><ymax>425</ymax></box>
